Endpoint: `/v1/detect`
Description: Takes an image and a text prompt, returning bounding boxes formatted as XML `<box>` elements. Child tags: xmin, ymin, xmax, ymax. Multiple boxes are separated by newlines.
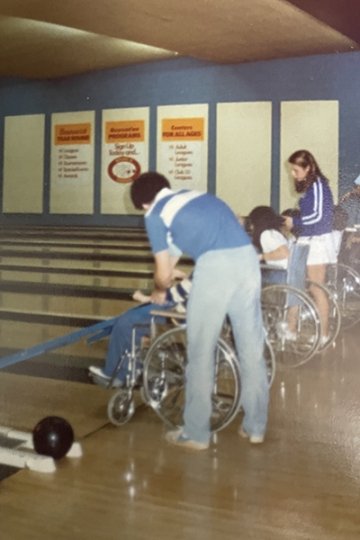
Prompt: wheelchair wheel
<box><xmin>264</xmin><ymin>336</ymin><xmax>276</xmax><ymax>386</ymax></box>
<box><xmin>107</xmin><ymin>388</ymin><xmax>135</xmax><ymax>426</ymax></box>
<box><xmin>142</xmin><ymin>325</ymin><xmax>241</xmax><ymax>432</ymax></box>
<box><xmin>330</xmin><ymin>264</ymin><xmax>360</xmax><ymax>329</ymax></box>
<box><xmin>261</xmin><ymin>284</ymin><xmax>321</xmax><ymax>368</ymax></box>
<box><xmin>221</xmin><ymin>320</ymin><xmax>275</xmax><ymax>387</ymax></box>
<box><xmin>306</xmin><ymin>280</ymin><xmax>341</xmax><ymax>351</ymax></box>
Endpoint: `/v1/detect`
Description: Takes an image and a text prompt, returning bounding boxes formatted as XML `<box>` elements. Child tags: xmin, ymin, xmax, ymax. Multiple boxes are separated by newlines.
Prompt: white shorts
<box><xmin>301</xmin><ymin>233</ymin><xmax>337</xmax><ymax>265</ymax></box>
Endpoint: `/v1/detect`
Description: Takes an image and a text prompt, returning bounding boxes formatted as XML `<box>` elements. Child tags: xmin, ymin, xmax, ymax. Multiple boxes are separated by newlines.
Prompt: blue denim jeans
<box><xmin>184</xmin><ymin>246</ymin><xmax>269</xmax><ymax>443</ymax></box>
<box><xmin>104</xmin><ymin>302</ymin><xmax>171</xmax><ymax>379</ymax></box>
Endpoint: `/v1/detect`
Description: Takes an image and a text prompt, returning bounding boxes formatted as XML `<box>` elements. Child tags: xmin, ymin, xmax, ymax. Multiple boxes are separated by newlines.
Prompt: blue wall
<box><xmin>1</xmin><ymin>51</ymin><xmax>360</xmax><ymax>226</ymax></box>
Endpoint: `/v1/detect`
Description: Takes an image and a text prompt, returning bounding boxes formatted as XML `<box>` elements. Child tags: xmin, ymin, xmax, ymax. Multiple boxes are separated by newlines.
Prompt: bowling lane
<box><xmin>2</xmin><ymin>331</ymin><xmax>360</xmax><ymax>539</ymax></box>
<box><xmin>0</xmin><ymin>372</ymin><xmax>109</xmax><ymax>437</ymax></box>
<box><xmin>0</xmin><ymin>319</ymin><xmax>110</xmax><ymax>362</ymax></box>
<box><xmin>0</xmin><ymin>269</ymin><xmax>153</xmax><ymax>291</ymax></box>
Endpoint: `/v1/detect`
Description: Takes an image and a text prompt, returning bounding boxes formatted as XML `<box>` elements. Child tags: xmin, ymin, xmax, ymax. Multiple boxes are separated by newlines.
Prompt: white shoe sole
<box><xmin>165</xmin><ymin>429</ymin><xmax>209</xmax><ymax>450</ymax></box>
<box><xmin>239</xmin><ymin>427</ymin><xmax>265</xmax><ymax>444</ymax></box>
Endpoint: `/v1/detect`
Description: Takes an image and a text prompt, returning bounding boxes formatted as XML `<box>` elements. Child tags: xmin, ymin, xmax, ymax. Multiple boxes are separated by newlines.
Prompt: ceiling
<box><xmin>0</xmin><ymin>0</ymin><xmax>359</xmax><ymax>80</ymax></box>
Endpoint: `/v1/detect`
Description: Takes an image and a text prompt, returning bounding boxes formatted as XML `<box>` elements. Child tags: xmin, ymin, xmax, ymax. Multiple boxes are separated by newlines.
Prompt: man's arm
<box><xmin>148</xmin><ymin>250</ymin><xmax>181</xmax><ymax>304</ymax></box>
<box><xmin>153</xmin><ymin>250</ymin><xmax>179</xmax><ymax>290</ymax></box>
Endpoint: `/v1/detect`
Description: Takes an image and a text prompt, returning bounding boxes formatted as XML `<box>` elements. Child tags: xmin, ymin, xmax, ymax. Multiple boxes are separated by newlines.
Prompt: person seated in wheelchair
<box><xmin>247</xmin><ymin>205</ymin><xmax>290</xmax><ymax>284</ymax></box>
<box><xmin>249</xmin><ymin>205</ymin><xmax>314</xmax><ymax>343</ymax></box>
<box><xmin>89</xmin><ymin>271</ymin><xmax>192</xmax><ymax>388</ymax></box>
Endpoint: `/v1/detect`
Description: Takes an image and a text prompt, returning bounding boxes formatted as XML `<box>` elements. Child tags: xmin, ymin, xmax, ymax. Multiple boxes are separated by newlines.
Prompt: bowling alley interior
<box><xmin>0</xmin><ymin>2</ymin><xmax>360</xmax><ymax>539</ymax></box>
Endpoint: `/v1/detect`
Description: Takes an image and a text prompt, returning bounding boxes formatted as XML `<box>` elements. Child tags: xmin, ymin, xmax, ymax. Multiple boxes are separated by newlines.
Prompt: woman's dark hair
<box><xmin>281</xmin><ymin>207</ymin><xmax>301</xmax><ymax>219</ymax></box>
<box><xmin>248</xmin><ymin>206</ymin><xmax>285</xmax><ymax>250</ymax></box>
<box><xmin>288</xmin><ymin>149</ymin><xmax>327</xmax><ymax>192</ymax></box>
<box><xmin>130</xmin><ymin>172</ymin><xmax>170</xmax><ymax>209</ymax></box>
<box><xmin>281</xmin><ymin>208</ymin><xmax>301</xmax><ymax>237</ymax></box>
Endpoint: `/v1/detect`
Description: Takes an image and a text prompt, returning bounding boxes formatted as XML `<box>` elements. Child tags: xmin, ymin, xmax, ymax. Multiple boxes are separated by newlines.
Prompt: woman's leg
<box><xmin>307</xmin><ymin>264</ymin><xmax>329</xmax><ymax>337</ymax></box>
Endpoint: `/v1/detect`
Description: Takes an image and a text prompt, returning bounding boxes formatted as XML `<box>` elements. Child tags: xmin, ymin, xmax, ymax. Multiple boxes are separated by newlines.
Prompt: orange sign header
<box><xmin>55</xmin><ymin>123</ymin><xmax>91</xmax><ymax>145</ymax></box>
<box><xmin>105</xmin><ymin>120</ymin><xmax>145</xmax><ymax>143</ymax></box>
<box><xmin>162</xmin><ymin>117</ymin><xmax>204</xmax><ymax>141</ymax></box>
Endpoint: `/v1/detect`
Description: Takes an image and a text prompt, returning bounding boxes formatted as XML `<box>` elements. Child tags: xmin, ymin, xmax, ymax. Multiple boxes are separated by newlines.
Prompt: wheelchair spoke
<box><xmin>261</xmin><ymin>285</ymin><xmax>321</xmax><ymax>368</ymax></box>
<box><xmin>142</xmin><ymin>326</ymin><xmax>241</xmax><ymax>432</ymax></box>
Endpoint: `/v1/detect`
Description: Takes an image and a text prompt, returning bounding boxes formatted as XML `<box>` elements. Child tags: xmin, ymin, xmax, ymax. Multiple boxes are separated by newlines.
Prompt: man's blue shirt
<box><xmin>145</xmin><ymin>188</ymin><xmax>250</xmax><ymax>260</ymax></box>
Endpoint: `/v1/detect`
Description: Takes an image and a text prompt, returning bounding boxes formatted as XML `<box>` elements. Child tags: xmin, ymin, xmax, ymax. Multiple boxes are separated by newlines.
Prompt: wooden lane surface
<box><xmin>0</xmin><ymin>245</ymin><xmax>150</xmax><ymax>256</ymax></box>
<box><xmin>1</xmin><ymin>331</ymin><xmax>360</xmax><ymax>539</ymax></box>
<box><xmin>0</xmin><ymin>318</ymin><xmax>110</xmax><ymax>362</ymax></box>
<box><xmin>0</xmin><ymin>226</ymin><xmax>147</xmax><ymax>241</ymax></box>
<box><xmin>0</xmin><ymin>239</ymin><xmax>150</xmax><ymax>250</ymax></box>
<box><xmin>0</xmin><ymin>258</ymin><xmax>190</xmax><ymax>275</ymax></box>
<box><xmin>0</xmin><ymin>293</ymin><xmax>136</xmax><ymax>319</ymax></box>
<box><xmin>0</xmin><ymin>270</ymin><xmax>153</xmax><ymax>292</ymax></box>
<box><xmin>0</xmin><ymin>225</ymin><xmax>147</xmax><ymax>236</ymax></box>
<box><xmin>0</xmin><ymin>372</ymin><xmax>109</xmax><ymax>436</ymax></box>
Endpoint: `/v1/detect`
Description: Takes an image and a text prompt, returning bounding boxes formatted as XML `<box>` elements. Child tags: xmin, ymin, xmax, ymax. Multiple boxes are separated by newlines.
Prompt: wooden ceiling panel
<box><xmin>0</xmin><ymin>0</ymin><xmax>358</xmax><ymax>79</ymax></box>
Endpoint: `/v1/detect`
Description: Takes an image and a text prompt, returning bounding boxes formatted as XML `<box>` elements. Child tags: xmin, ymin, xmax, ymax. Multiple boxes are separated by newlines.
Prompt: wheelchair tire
<box><xmin>329</xmin><ymin>263</ymin><xmax>360</xmax><ymax>330</ymax></box>
<box><xmin>107</xmin><ymin>388</ymin><xmax>135</xmax><ymax>426</ymax></box>
<box><xmin>142</xmin><ymin>325</ymin><xmax>241</xmax><ymax>433</ymax></box>
<box><xmin>261</xmin><ymin>284</ymin><xmax>321</xmax><ymax>367</ymax></box>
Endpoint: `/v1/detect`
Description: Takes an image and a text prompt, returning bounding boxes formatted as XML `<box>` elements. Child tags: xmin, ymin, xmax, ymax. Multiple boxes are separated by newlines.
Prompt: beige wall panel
<box><xmin>3</xmin><ymin>114</ymin><xmax>44</xmax><ymax>213</ymax></box>
<box><xmin>50</xmin><ymin>111</ymin><xmax>95</xmax><ymax>214</ymax></box>
<box><xmin>280</xmin><ymin>101</ymin><xmax>339</xmax><ymax>212</ymax></box>
<box><xmin>216</xmin><ymin>102</ymin><xmax>272</xmax><ymax>216</ymax></box>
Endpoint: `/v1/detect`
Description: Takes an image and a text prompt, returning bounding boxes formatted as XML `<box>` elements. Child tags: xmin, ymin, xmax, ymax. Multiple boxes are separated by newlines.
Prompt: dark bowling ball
<box><xmin>32</xmin><ymin>416</ymin><xmax>74</xmax><ymax>460</ymax></box>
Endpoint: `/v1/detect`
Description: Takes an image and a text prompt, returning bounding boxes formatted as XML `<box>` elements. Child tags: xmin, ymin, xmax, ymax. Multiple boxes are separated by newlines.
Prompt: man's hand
<box><xmin>172</xmin><ymin>268</ymin><xmax>187</xmax><ymax>280</ymax></box>
<box><xmin>150</xmin><ymin>289</ymin><xmax>167</xmax><ymax>305</ymax></box>
<box><xmin>132</xmin><ymin>290</ymin><xmax>151</xmax><ymax>303</ymax></box>
<box><xmin>283</xmin><ymin>215</ymin><xmax>293</xmax><ymax>230</ymax></box>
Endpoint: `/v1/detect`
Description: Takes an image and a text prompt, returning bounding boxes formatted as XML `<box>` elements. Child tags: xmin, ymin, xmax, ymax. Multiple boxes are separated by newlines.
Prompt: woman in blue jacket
<box><xmin>284</xmin><ymin>149</ymin><xmax>335</xmax><ymax>345</ymax></box>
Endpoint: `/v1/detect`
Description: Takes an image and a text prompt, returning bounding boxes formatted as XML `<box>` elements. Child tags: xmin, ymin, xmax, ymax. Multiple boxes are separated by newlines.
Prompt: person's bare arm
<box><xmin>260</xmin><ymin>244</ymin><xmax>289</xmax><ymax>262</ymax></box>
<box><xmin>154</xmin><ymin>250</ymin><xmax>177</xmax><ymax>290</ymax></box>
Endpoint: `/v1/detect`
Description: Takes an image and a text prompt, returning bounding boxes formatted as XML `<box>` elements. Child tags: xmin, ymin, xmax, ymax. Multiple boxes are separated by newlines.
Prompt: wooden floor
<box><xmin>1</xmin><ymin>328</ymin><xmax>360</xmax><ymax>539</ymax></box>
<box><xmin>0</xmin><ymin>226</ymin><xmax>359</xmax><ymax>539</ymax></box>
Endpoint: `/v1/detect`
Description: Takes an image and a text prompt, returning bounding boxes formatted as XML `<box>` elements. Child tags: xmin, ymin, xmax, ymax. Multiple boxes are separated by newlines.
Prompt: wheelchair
<box><xmin>260</xmin><ymin>241</ymin><xmax>341</xmax><ymax>368</ymax></box>
<box><xmin>326</xmin><ymin>262</ymin><xmax>360</xmax><ymax>330</ymax></box>
<box><xmin>107</xmin><ymin>310</ymin><xmax>275</xmax><ymax>430</ymax></box>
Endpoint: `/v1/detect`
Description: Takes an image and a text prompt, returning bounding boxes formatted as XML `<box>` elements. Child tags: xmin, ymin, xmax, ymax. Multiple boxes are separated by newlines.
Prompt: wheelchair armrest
<box><xmin>260</xmin><ymin>263</ymin><xmax>287</xmax><ymax>272</ymax></box>
<box><xmin>150</xmin><ymin>309</ymin><xmax>186</xmax><ymax>321</ymax></box>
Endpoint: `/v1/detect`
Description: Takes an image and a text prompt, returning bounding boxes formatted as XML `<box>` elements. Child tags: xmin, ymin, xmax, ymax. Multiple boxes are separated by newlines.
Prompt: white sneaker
<box><xmin>89</xmin><ymin>366</ymin><xmax>123</xmax><ymax>388</ymax></box>
<box><xmin>319</xmin><ymin>335</ymin><xmax>330</xmax><ymax>348</ymax></box>
<box><xmin>165</xmin><ymin>429</ymin><xmax>209</xmax><ymax>450</ymax></box>
<box><xmin>89</xmin><ymin>366</ymin><xmax>110</xmax><ymax>380</ymax></box>
<box><xmin>239</xmin><ymin>427</ymin><xmax>265</xmax><ymax>444</ymax></box>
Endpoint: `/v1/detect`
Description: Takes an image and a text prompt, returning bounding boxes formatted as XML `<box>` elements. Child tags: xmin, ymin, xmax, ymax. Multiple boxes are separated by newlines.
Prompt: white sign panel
<box><xmin>50</xmin><ymin>111</ymin><xmax>95</xmax><ymax>214</ymax></box>
<box><xmin>101</xmin><ymin>108</ymin><xmax>149</xmax><ymax>214</ymax></box>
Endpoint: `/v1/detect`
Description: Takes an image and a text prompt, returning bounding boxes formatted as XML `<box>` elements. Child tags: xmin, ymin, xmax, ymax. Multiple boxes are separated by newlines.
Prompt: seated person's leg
<box><xmin>89</xmin><ymin>302</ymin><xmax>170</xmax><ymax>385</ymax></box>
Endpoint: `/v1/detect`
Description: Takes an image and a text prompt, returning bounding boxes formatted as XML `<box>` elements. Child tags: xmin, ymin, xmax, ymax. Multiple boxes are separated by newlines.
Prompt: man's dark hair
<box><xmin>130</xmin><ymin>172</ymin><xmax>170</xmax><ymax>209</ymax></box>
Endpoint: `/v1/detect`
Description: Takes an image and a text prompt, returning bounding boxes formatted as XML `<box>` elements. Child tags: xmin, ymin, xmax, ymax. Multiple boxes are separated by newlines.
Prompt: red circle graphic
<box><xmin>107</xmin><ymin>156</ymin><xmax>141</xmax><ymax>184</ymax></box>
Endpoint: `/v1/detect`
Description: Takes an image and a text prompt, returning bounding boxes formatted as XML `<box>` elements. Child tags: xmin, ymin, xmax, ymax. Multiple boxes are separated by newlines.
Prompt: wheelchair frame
<box><xmin>260</xmin><ymin>241</ymin><xmax>341</xmax><ymax>368</ymax></box>
<box><xmin>106</xmin><ymin>310</ymin><xmax>276</xmax><ymax>430</ymax></box>
<box><xmin>326</xmin><ymin>262</ymin><xmax>360</xmax><ymax>330</ymax></box>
